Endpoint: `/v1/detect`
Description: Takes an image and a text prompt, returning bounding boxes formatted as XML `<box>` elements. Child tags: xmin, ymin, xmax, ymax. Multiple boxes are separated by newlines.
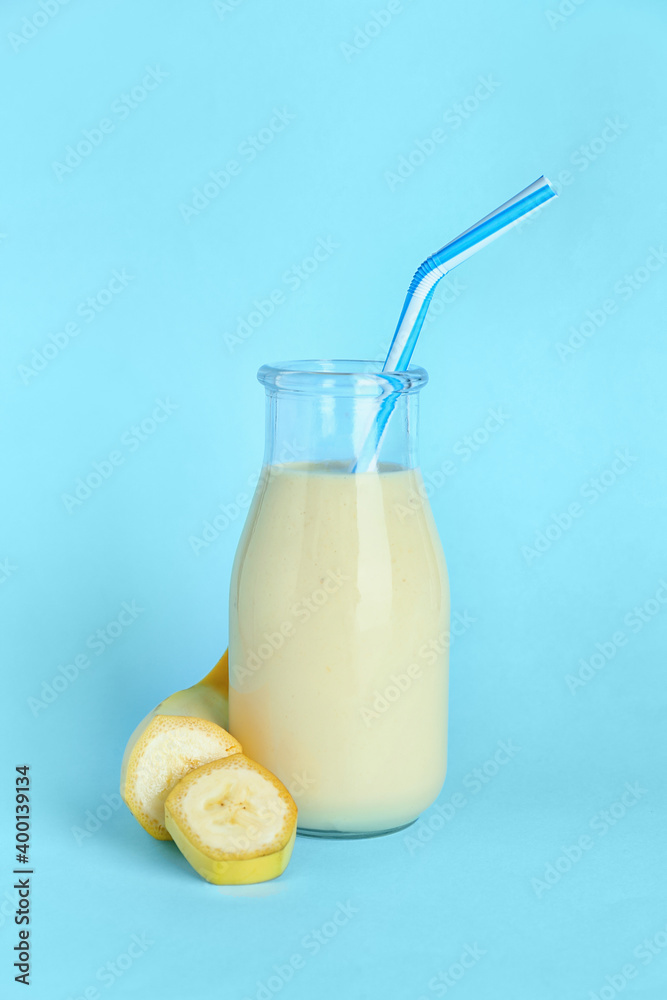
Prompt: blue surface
<box><xmin>2</xmin><ymin>1</ymin><xmax>666</xmax><ymax>997</ymax></box>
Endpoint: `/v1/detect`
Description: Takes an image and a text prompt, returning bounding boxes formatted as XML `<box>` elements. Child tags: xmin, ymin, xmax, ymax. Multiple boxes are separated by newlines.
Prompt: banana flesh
<box><xmin>165</xmin><ymin>754</ymin><xmax>297</xmax><ymax>884</ymax></box>
<box><xmin>122</xmin><ymin>715</ymin><xmax>241</xmax><ymax>840</ymax></box>
<box><xmin>120</xmin><ymin>652</ymin><xmax>236</xmax><ymax>840</ymax></box>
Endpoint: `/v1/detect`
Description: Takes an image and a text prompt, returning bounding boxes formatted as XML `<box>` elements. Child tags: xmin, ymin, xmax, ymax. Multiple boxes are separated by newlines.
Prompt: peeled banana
<box><xmin>121</xmin><ymin>652</ymin><xmax>236</xmax><ymax>840</ymax></box>
<box><xmin>164</xmin><ymin>754</ymin><xmax>298</xmax><ymax>885</ymax></box>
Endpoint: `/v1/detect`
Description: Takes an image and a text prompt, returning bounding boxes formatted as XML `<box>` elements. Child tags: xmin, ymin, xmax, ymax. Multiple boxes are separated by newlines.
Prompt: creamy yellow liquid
<box><xmin>229</xmin><ymin>463</ymin><xmax>449</xmax><ymax>834</ymax></box>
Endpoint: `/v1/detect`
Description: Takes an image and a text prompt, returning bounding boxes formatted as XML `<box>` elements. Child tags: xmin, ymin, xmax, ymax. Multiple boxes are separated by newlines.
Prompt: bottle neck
<box><xmin>263</xmin><ymin>389</ymin><xmax>420</xmax><ymax>471</ymax></box>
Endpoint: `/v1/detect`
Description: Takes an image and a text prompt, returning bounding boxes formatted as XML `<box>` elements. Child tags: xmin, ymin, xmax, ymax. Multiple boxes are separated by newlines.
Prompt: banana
<box><xmin>121</xmin><ymin>652</ymin><xmax>237</xmax><ymax>840</ymax></box>
<box><xmin>164</xmin><ymin>754</ymin><xmax>298</xmax><ymax>884</ymax></box>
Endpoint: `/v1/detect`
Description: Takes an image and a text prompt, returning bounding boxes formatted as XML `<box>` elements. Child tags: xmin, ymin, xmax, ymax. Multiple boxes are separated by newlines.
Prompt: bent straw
<box><xmin>353</xmin><ymin>175</ymin><xmax>557</xmax><ymax>472</ymax></box>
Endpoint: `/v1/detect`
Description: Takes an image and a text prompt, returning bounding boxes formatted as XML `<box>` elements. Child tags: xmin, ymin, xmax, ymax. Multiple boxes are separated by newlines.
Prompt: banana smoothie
<box><xmin>229</xmin><ymin>462</ymin><xmax>449</xmax><ymax>835</ymax></box>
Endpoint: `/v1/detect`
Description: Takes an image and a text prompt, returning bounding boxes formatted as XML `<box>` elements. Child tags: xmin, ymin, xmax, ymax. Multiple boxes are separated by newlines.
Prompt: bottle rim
<box><xmin>257</xmin><ymin>359</ymin><xmax>429</xmax><ymax>396</ymax></box>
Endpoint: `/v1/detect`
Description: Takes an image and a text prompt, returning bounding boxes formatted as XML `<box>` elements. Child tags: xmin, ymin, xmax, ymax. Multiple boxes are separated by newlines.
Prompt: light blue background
<box><xmin>2</xmin><ymin>1</ymin><xmax>666</xmax><ymax>997</ymax></box>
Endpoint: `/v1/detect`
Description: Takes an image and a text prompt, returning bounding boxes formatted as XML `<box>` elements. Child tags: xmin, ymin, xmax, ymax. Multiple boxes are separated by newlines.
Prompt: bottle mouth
<box><xmin>257</xmin><ymin>360</ymin><xmax>429</xmax><ymax>397</ymax></box>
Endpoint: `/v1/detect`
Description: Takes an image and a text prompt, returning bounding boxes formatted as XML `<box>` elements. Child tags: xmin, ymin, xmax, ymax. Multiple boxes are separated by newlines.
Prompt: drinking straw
<box><xmin>353</xmin><ymin>176</ymin><xmax>557</xmax><ymax>472</ymax></box>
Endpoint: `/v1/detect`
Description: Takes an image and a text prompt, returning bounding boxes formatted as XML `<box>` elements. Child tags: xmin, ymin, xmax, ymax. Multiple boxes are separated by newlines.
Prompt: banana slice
<box><xmin>121</xmin><ymin>651</ymin><xmax>233</xmax><ymax>840</ymax></box>
<box><xmin>164</xmin><ymin>754</ymin><xmax>297</xmax><ymax>884</ymax></box>
<box><xmin>122</xmin><ymin>715</ymin><xmax>241</xmax><ymax>840</ymax></box>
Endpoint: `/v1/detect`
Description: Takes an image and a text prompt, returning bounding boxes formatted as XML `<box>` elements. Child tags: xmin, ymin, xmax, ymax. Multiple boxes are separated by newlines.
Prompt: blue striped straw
<box><xmin>353</xmin><ymin>175</ymin><xmax>557</xmax><ymax>472</ymax></box>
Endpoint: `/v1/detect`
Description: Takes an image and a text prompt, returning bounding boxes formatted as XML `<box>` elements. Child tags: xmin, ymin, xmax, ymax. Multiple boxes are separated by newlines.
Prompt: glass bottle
<box><xmin>229</xmin><ymin>360</ymin><xmax>449</xmax><ymax>837</ymax></box>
